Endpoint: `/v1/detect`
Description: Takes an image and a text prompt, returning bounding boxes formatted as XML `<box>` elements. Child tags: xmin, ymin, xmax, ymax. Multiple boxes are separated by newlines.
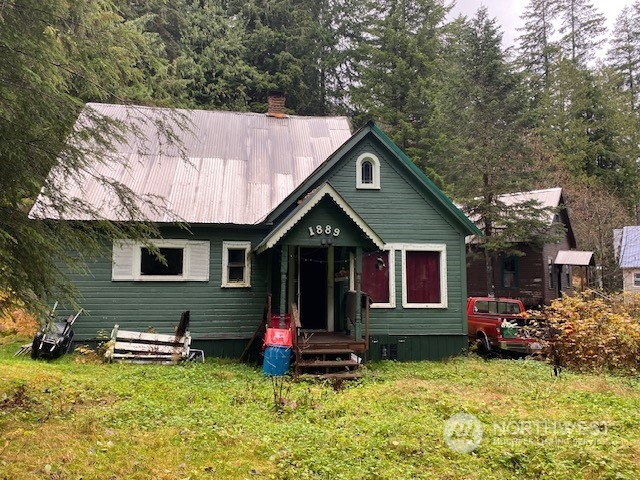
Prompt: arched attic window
<box><xmin>356</xmin><ymin>153</ymin><xmax>381</xmax><ymax>189</ymax></box>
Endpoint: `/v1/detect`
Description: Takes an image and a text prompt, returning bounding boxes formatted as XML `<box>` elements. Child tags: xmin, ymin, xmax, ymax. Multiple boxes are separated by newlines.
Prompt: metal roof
<box><xmin>461</xmin><ymin>187</ymin><xmax>563</xmax><ymax>227</ymax></box>
<box><xmin>30</xmin><ymin>103</ymin><xmax>352</xmax><ymax>225</ymax></box>
<box><xmin>616</xmin><ymin>226</ymin><xmax>640</xmax><ymax>268</ymax></box>
<box><xmin>492</xmin><ymin>187</ymin><xmax>563</xmax><ymax>225</ymax></box>
<box><xmin>555</xmin><ymin>250</ymin><xmax>595</xmax><ymax>266</ymax></box>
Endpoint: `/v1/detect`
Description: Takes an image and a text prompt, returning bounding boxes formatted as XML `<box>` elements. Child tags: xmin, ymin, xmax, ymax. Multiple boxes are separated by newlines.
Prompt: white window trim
<box><xmin>356</xmin><ymin>152</ymin><xmax>381</xmax><ymax>189</ymax></box>
<box><xmin>112</xmin><ymin>239</ymin><xmax>210</xmax><ymax>282</ymax></box>
<box><xmin>222</xmin><ymin>241</ymin><xmax>252</xmax><ymax>288</ymax></box>
<box><xmin>400</xmin><ymin>243</ymin><xmax>448</xmax><ymax>309</ymax></box>
<box><xmin>634</xmin><ymin>272</ymin><xmax>640</xmax><ymax>287</ymax></box>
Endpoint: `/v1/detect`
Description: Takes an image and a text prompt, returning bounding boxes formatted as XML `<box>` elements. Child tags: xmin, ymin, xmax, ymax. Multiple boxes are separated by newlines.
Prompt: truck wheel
<box><xmin>476</xmin><ymin>333</ymin><xmax>491</xmax><ymax>354</ymax></box>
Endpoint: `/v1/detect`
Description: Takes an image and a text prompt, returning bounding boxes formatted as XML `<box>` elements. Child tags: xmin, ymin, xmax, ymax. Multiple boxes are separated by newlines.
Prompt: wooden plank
<box><xmin>297</xmin><ymin>359</ymin><xmax>359</xmax><ymax>368</ymax></box>
<box><xmin>240</xmin><ymin>294</ymin><xmax>270</xmax><ymax>361</ymax></box>
<box><xmin>299</xmin><ymin>348</ymin><xmax>355</xmax><ymax>355</ymax></box>
<box><xmin>113</xmin><ymin>352</ymin><xmax>181</xmax><ymax>359</ymax></box>
<box><xmin>314</xmin><ymin>372</ymin><xmax>362</xmax><ymax>380</ymax></box>
<box><xmin>113</xmin><ymin>341</ymin><xmax>186</xmax><ymax>355</ymax></box>
<box><xmin>114</xmin><ymin>330</ymin><xmax>187</xmax><ymax>344</ymax></box>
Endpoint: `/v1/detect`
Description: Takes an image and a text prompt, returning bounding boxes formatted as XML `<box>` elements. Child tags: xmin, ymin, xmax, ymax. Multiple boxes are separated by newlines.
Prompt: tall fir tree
<box><xmin>0</xmin><ymin>0</ymin><xmax>184</xmax><ymax>313</ymax></box>
<box><xmin>516</xmin><ymin>0</ymin><xmax>561</xmax><ymax>92</ymax></box>
<box><xmin>557</xmin><ymin>0</ymin><xmax>606</xmax><ymax>66</ymax></box>
<box><xmin>437</xmin><ymin>8</ymin><xmax>559</xmax><ymax>296</ymax></box>
<box><xmin>607</xmin><ymin>4</ymin><xmax>640</xmax><ymax>111</ymax></box>
<box><xmin>350</xmin><ymin>0</ymin><xmax>449</xmax><ymax>170</ymax></box>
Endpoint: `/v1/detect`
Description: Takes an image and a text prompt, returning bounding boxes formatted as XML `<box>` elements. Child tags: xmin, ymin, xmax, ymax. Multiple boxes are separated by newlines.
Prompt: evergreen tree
<box><xmin>172</xmin><ymin>0</ymin><xmax>258</xmax><ymax>110</ymax></box>
<box><xmin>0</xmin><ymin>0</ymin><xmax>182</xmax><ymax>313</ymax></box>
<box><xmin>226</xmin><ymin>0</ymin><xmax>347</xmax><ymax>115</ymax></box>
<box><xmin>557</xmin><ymin>0</ymin><xmax>606</xmax><ymax>66</ymax></box>
<box><xmin>607</xmin><ymin>5</ymin><xmax>640</xmax><ymax>111</ymax></box>
<box><xmin>437</xmin><ymin>8</ymin><xmax>559</xmax><ymax>296</ymax></box>
<box><xmin>516</xmin><ymin>0</ymin><xmax>561</xmax><ymax>91</ymax></box>
<box><xmin>350</xmin><ymin>0</ymin><xmax>449</xmax><ymax>170</ymax></box>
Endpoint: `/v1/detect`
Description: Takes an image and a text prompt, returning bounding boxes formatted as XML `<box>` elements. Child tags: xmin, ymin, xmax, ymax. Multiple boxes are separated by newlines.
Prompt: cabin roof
<box><xmin>30</xmin><ymin>103</ymin><xmax>352</xmax><ymax>225</ymax></box>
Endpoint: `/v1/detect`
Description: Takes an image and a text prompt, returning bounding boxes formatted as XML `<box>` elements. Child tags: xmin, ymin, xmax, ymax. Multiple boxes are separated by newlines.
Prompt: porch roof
<box><xmin>255</xmin><ymin>183</ymin><xmax>384</xmax><ymax>253</ymax></box>
<box><xmin>554</xmin><ymin>250</ymin><xmax>595</xmax><ymax>266</ymax></box>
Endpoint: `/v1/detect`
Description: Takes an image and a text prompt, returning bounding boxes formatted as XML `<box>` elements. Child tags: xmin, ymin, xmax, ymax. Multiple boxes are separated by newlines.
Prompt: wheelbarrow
<box><xmin>30</xmin><ymin>303</ymin><xmax>83</xmax><ymax>360</ymax></box>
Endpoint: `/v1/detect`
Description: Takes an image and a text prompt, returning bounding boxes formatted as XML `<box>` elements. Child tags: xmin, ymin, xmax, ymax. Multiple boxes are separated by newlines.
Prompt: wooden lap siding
<box><xmin>322</xmin><ymin>138</ymin><xmax>469</xmax><ymax>343</ymax></box>
<box><xmin>67</xmin><ymin>226</ymin><xmax>270</xmax><ymax>345</ymax></box>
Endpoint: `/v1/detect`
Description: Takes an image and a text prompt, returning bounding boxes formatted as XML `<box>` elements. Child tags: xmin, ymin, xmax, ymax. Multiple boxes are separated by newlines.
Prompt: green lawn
<box><xmin>1</xmin><ymin>335</ymin><xmax>639</xmax><ymax>480</ymax></box>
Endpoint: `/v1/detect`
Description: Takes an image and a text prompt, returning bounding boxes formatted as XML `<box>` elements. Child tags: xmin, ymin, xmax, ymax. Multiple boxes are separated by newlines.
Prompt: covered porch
<box><xmin>254</xmin><ymin>183</ymin><xmax>384</xmax><ymax>377</ymax></box>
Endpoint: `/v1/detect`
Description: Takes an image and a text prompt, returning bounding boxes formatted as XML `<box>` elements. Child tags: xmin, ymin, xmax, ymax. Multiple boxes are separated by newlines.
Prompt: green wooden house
<box><xmin>31</xmin><ymin>98</ymin><xmax>480</xmax><ymax>364</ymax></box>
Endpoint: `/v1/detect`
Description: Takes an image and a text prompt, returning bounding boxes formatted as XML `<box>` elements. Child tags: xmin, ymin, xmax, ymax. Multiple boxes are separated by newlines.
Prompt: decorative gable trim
<box><xmin>255</xmin><ymin>183</ymin><xmax>384</xmax><ymax>253</ymax></box>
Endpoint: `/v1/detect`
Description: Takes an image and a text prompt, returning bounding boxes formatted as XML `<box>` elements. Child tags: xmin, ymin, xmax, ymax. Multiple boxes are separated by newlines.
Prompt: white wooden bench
<box><xmin>105</xmin><ymin>323</ymin><xmax>204</xmax><ymax>364</ymax></box>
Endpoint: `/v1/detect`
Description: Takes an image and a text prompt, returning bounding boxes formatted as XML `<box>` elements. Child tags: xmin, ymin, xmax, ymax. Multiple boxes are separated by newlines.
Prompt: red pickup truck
<box><xmin>467</xmin><ymin>297</ymin><xmax>542</xmax><ymax>355</ymax></box>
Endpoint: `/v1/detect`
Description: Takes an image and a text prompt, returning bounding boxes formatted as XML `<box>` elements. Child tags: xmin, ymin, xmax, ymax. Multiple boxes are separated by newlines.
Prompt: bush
<box><xmin>530</xmin><ymin>291</ymin><xmax>640</xmax><ymax>375</ymax></box>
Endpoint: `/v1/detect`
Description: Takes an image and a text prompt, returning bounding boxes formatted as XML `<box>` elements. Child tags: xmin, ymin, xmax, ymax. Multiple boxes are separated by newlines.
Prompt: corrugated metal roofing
<box><xmin>617</xmin><ymin>226</ymin><xmax>640</xmax><ymax>268</ymax></box>
<box><xmin>555</xmin><ymin>250</ymin><xmax>594</xmax><ymax>266</ymax></box>
<box><xmin>493</xmin><ymin>187</ymin><xmax>562</xmax><ymax>225</ymax></box>
<box><xmin>461</xmin><ymin>187</ymin><xmax>563</xmax><ymax>227</ymax></box>
<box><xmin>30</xmin><ymin>103</ymin><xmax>352</xmax><ymax>225</ymax></box>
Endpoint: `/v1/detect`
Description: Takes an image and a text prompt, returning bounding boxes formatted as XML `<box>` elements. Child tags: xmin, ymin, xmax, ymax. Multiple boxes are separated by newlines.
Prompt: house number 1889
<box><xmin>308</xmin><ymin>224</ymin><xmax>340</xmax><ymax>237</ymax></box>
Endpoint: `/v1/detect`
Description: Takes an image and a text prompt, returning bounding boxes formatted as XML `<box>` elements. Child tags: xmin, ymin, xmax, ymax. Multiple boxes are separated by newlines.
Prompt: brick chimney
<box><xmin>266</xmin><ymin>91</ymin><xmax>286</xmax><ymax>118</ymax></box>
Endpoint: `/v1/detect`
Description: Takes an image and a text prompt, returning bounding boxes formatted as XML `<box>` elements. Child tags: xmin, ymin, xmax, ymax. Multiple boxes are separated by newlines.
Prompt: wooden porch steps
<box><xmin>295</xmin><ymin>344</ymin><xmax>362</xmax><ymax>379</ymax></box>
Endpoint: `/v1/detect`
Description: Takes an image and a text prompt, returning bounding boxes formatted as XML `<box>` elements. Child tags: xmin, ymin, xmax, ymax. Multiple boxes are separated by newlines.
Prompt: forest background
<box><xmin>2</xmin><ymin>0</ymin><xmax>640</xmax><ymax>311</ymax></box>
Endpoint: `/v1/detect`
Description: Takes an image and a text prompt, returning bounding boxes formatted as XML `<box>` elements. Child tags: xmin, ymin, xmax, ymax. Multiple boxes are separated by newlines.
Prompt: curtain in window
<box><xmin>406</xmin><ymin>251</ymin><xmax>440</xmax><ymax>303</ymax></box>
<box><xmin>362</xmin><ymin>251</ymin><xmax>389</xmax><ymax>303</ymax></box>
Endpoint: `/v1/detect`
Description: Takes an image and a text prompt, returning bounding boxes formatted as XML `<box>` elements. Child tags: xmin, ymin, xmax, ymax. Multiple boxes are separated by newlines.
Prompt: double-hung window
<box><xmin>222</xmin><ymin>241</ymin><xmax>251</xmax><ymax>287</ymax></box>
<box><xmin>501</xmin><ymin>256</ymin><xmax>518</xmax><ymax>288</ymax></box>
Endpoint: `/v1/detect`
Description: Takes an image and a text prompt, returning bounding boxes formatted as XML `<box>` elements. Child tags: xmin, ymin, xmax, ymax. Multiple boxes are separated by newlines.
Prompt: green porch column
<box><xmin>279</xmin><ymin>246</ymin><xmax>288</xmax><ymax>328</ymax></box>
<box><xmin>355</xmin><ymin>247</ymin><xmax>362</xmax><ymax>340</ymax></box>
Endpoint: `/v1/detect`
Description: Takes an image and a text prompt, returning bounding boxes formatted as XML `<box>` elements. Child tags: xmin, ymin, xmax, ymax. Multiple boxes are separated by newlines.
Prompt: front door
<box><xmin>299</xmin><ymin>247</ymin><xmax>328</xmax><ymax>330</ymax></box>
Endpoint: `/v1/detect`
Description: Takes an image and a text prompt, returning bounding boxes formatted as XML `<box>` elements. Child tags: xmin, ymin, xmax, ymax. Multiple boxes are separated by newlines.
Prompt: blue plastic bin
<box><xmin>263</xmin><ymin>345</ymin><xmax>291</xmax><ymax>376</ymax></box>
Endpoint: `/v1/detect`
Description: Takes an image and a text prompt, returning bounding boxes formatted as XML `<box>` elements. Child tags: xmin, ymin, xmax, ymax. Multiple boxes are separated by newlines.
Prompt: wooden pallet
<box><xmin>105</xmin><ymin>324</ymin><xmax>204</xmax><ymax>364</ymax></box>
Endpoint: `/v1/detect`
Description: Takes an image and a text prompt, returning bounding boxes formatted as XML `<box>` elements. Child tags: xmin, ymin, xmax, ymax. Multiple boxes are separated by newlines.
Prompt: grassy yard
<box><xmin>1</xmin><ymin>335</ymin><xmax>639</xmax><ymax>480</ymax></box>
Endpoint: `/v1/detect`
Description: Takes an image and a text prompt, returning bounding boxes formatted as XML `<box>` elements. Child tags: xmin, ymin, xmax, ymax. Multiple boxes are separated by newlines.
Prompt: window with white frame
<box><xmin>222</xmin><ymin>241</ymin><xmax>252</xmax><ymax>287</ymax></box>
<box><xmin>634</xmin><ymin>272</ymin><xmax>640</xmax><ymax>287</ymax></box>
<box><xmin>361</xmin><ymin>249</ymin><xmax>395</xmax><ymax>308</ymax></box>
<box><xmin>112</xmin><ymin>239</ymin><xmax>210</xmax><ymax>281</ymax></box>
<box><xmin>356</xmin><ymin>153</ymin><xmax>381</xmax><ymax>189</ymax></box>
<box><xmin>401</xmin><ymin>244</ymin><xmax>447</xmax><ymax>308</ymax></box>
